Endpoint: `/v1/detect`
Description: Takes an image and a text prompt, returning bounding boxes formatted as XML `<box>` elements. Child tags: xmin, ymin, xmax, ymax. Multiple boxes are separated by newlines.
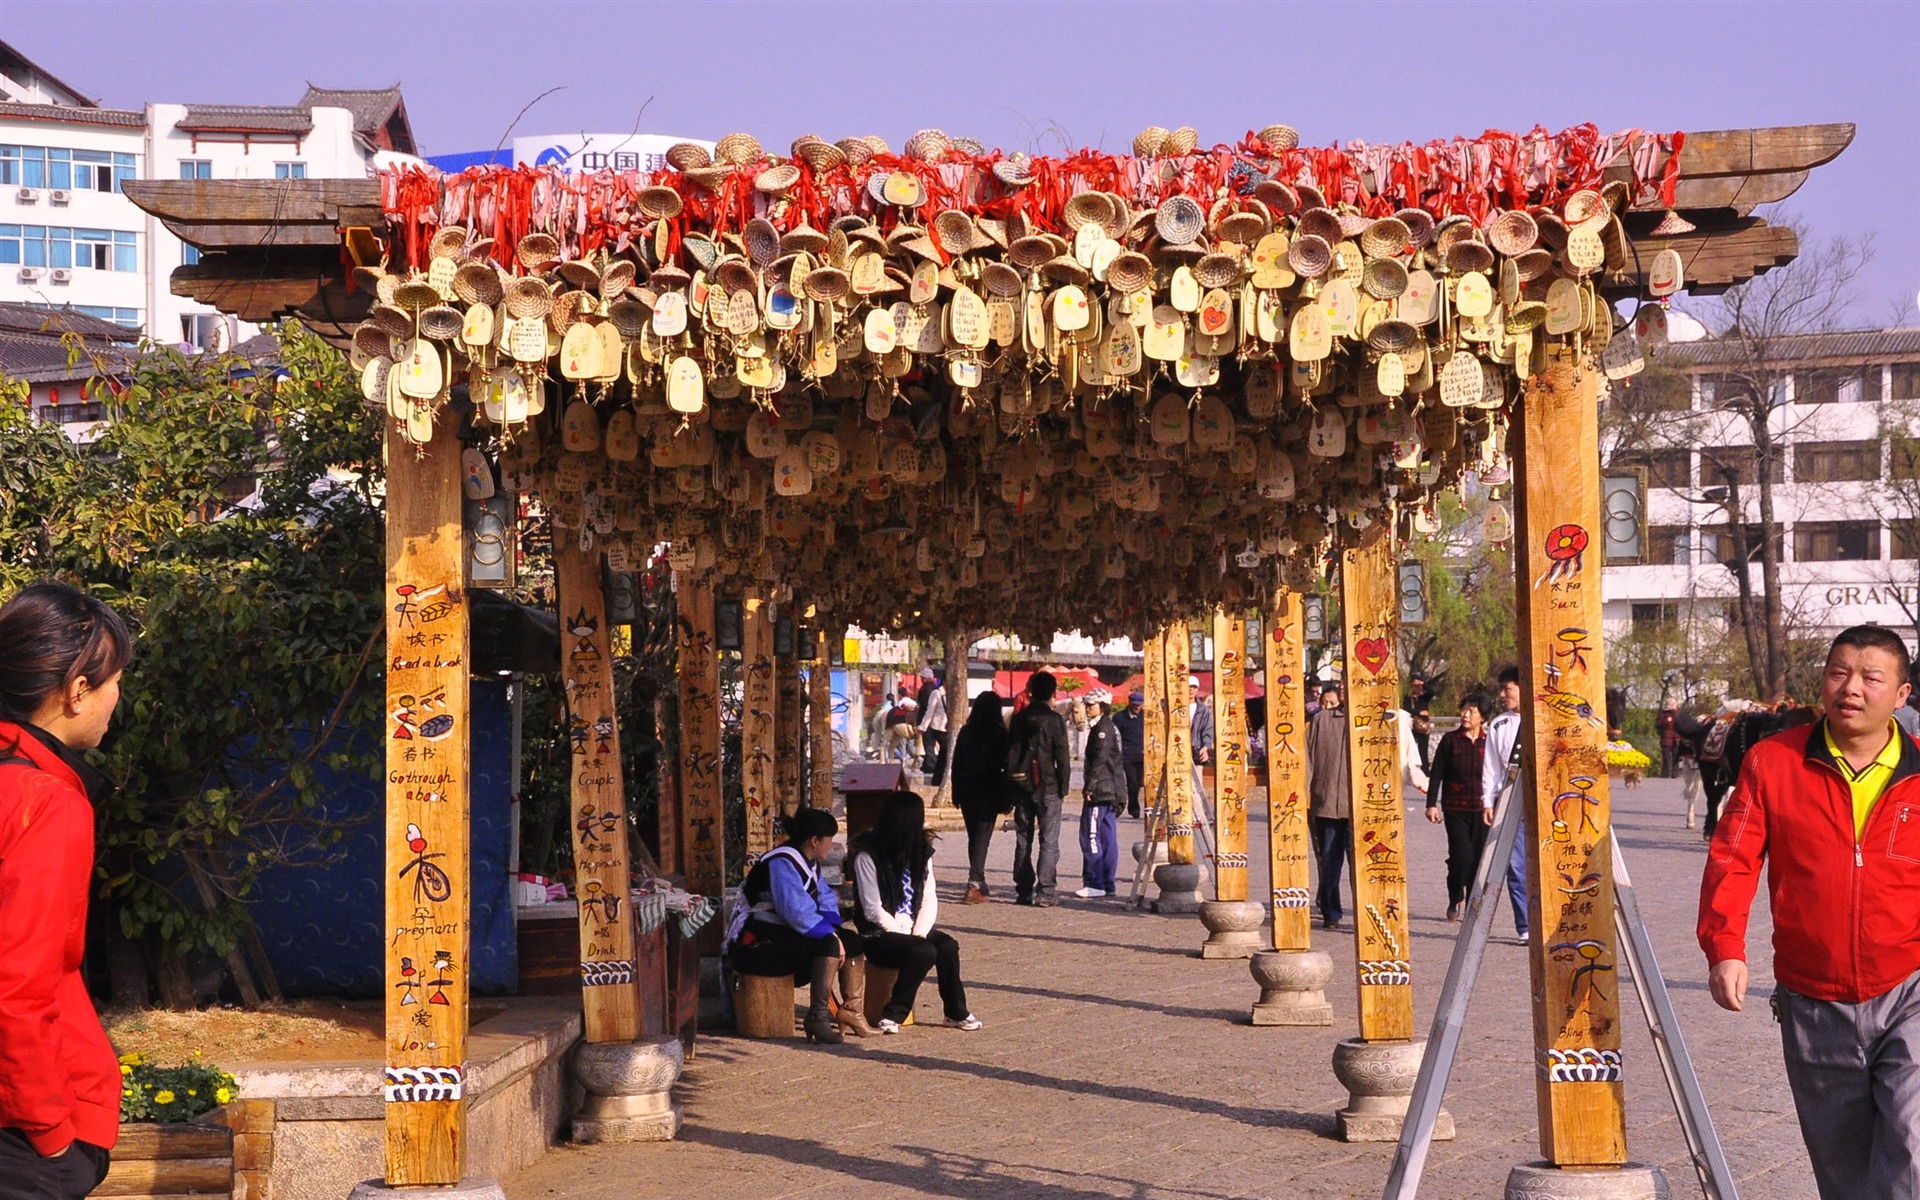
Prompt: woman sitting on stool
<box><xmin>850</xmin><ymin>791</ymin><xmax>983</xmax><ymax>1033</ymax></box>
<box><xmin>727</xmin><ymin>807</ymin><xmax>875</xmax><ymax>1043</ymax></box>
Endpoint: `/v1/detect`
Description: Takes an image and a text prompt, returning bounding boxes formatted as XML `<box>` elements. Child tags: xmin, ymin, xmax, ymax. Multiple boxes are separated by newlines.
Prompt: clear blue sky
<box><xmin>7</xmin><ymin>0</ymin><xmax>1915</xmax><ymax>318</ymax></box>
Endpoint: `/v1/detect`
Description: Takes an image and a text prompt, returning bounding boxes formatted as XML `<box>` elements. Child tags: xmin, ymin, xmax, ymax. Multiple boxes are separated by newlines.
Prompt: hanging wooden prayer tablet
<box><xmin>864</xmin><ymin>307</ymin><xmax>899</xmax><ymax>354</ymax></box>
<box><xmin>1307</xmin><ymin>406</ymin><xmax>1346</xmax><ymax>458</ymax></box>
<box><xmin>1198</xmin><ymin>288</ymin><xmax>1234</xmax><ymax>338</ymax></box>
<box><xmin>1175</xmin><ymin>353</ymin><xmax>1220</xmax><ymax>389</ymax></box>
<box><xmin>1289</xmin><ymin>303</ymin><xmax>1331</xmax><ymax>362</ymax></box>
<box><xmin>561</xmin><ymin>398</ymin><xmax>602</xmax><ymax>453</ymax></box>
<box><xmin>1401</xmin><ymin>269</ymin><xmax>1438</xmax><ymax>325</ymax></box>
<box><xmin>604</xmin><ymin>409</ymin><xmax>641</xmax><ymax>462</ymax></box>
<box><xmin>765</xmin><ymin>285</ymin><xmax>801</xmax><ymax>330</ymax></box>
<box><xmin>1545</xmin><ymin>278</ymin><xmax>1582</xmax><ymax>336</ymax></box>
<box><xmin>987</xmin><ymin>296</ymin><xmax>1017</xmax><ymax>346</ymax></box>
<box><xmin>1439</xmin><ymin>351</ymin><xmax>1482</xmax><ymax>407</ymax></box>
<box><xmin>1145</xmin><ymin>304</ymin><xmax>1187</xmax><ymax>362</ymax></box>
<box><xmin>772</xmin><ymin>446</ymin><xmax>813</xmax><ymax>496</ymax></box>
<box><xmin>462</xmin><ymin>303</ymin><xmax>494</xmax><ymax>347</ymax></box>
<box><xmin>1455</xmin><ymin>272</ymin><xmax>1493</xmax><ymax>319</ymax></box>
<box><xmin>1052</xmin><ymin>286</ymin><xmax>1091</xmax><ymax>332</ymax></box>
<box><xmin>652</xmin><ymin>291</ymin><xmax>688</xmax><ymax>336</ymax></box>
<box><xmin>948</xmin><ymin>286</ymin><xmax>988</xmax><ymax>349</ymax></box>
<box><xmin>1169</xmin><ymin>266</ymin><xmax>1200</xmax><ymax>313</ymax></box>
<box><xmin>667</xmin><ymin>355</ymin><xmax>706</xmax><ymax>414</ymax></box>
<box><xmin>397</xmin><ymin>337</ymin><xmax>443</xmax><ymax>399</ymax></box>
<box><xmin>1566</xmin><ymin>226</ymin><xmax>1606</xmax><ymax>275</ymax></box>
<box><xmin>1376</xmin><ymin>352</ymin><xmax>1405</xmax><ymax>397</ymax></box>
<box><xmin>1254</xmin><ymin>290</ymin><xmax>1285</xmax><ymax>342</ymax></box>
<box><xmin>1250</xmin><ymin>231</ymin><xmax>1294</xmax><ymax>289</ymax></box>
<box><xmin>1648</xmin><ymin>248</ymin><xmax>1684</xmax><ymax>297</ymax></box>
<box><xmin>850</xmin><ymin>252</ymin><xmax>885</xmax><ymax>295</ymax></box>
<box><xmin>560</xmin><ymin>322</ymin><xmax>599</xmax><ymax>380</ymax></box>
<box><xmin>1320</xmin><ymin>278</ymin><xmax>1358</xmax><ymax>339</ymax></box>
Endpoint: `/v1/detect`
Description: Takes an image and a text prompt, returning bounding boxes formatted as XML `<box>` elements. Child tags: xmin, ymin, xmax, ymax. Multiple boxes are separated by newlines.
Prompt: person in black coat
<box><xmin>1076</xmin><ymin>692</ymin><xmax>1128</xmax><ymax>897</ymax></box>
<box><xmin>950</xmin><ymin>690</ymin><xmax>1012</xmax><ymax>904</ymax></box>
<box><xmin>1006</xmin><ymin>671</ymin><xmax>1072</xmax><ymax>907</ymax></box>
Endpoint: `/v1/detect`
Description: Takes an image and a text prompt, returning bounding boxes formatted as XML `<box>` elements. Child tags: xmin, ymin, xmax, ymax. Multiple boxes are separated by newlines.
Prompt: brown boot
<box><xmin>836</xmin><ymin>957</ymin><xmax>877</xmax><ymax>1037</ymax></box>
<box><xmin>964</xmin><ymin>884</ymin><xmax>987</xmax><ymax>904</ymax></box>
<box><xmin>804</xmin><ymin>957</ymin><xmax>843</xmax><ymax>1044</ymax></box>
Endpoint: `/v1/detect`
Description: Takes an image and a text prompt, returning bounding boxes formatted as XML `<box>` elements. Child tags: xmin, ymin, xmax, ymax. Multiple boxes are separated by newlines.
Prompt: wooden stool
<box><xmin>862</xmin><ymin>962</ymin><xmax>914</xmax><ymax>1028</ymax></box>
<box><xmin>733</xmin><ymin>972</ymin><xmax>798</xmax><ymax>1039</ymax></box>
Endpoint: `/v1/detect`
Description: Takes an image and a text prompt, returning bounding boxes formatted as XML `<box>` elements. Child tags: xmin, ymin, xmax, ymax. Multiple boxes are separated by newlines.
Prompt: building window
<box><xmin>1894</xmin><ymin>364</ymin><xmax>1920</xmax><ymax>402</ymax></box>
<box><xmin>178</xmin><ymin>160</ymin><xmax>212</xmax><ymax>180</ymax></box>
<box><xmin>68</xmin><ymin>150</ymin><xmax>136</xmax><ymax>193</ymax></box>
<box><xmin>1615</xmin><ymin>448</ymin><xmax>1691</xmax><ymax>490</ymax></box>
<box><xmin>1797</xmin><ymin>370</ymin><xmax>1865</xmax><ymax>405</ymax></box>
<box><xmin>274</xmin><ymin>162</ymin><xmax>306</xmax><ymax>179</ymax></box>
<box><xmin>19</xmin><ymin>302</ymin><xmax>141</xmax><ymax>329</ymax></box>
<box><xmin>1794</xmin><ymin>521</ymin><xmax>1881</xmax><ymax>563</ymax></box>
<box><xmin>1646</xmin><ymin>526</ymin><xmax>1690</xmax><ymax>565</ymax></box>
<box><xmin>1701</xmin><ymin>445</ymin><xmax>1784</xmax><ymax>488</ymax></box>
<box><xmin>1795</xmin><ymin>440</ymin><xmax>1881</xmax><ymax>483</ymax></box>
<box><xmin>0</xmin><ymin>145</ymin><xmax>71</xmax><ymax>189</ymax></box>
<box><xmin>1699</xmin><ymin>523</ymin><xmax>1783</xmax><ymax>564</ymax></box>
<box><xmin>1631</xmin><ymin>602</ymin><xmax>1679</xmax><ymax>630</ymax></box>
<box><xmin>182</xmin><ymin>244</ymin><xmax>201</xmax><ymax>266</ymax></box>
<box><xmin>0</xmin><ymin>226</ymin><xmax>136</xmax><ymax>271</ymax></box>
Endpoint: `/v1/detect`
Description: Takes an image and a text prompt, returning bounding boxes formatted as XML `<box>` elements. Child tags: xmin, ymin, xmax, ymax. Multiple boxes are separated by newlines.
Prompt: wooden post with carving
<box><xmin>808</xmin><ymin>630</ymin><xmax>835</xmax><ymax>811</ymax></box>
<box><xmin>741</xmin><ymin>592</ymin><xmax>777</xmax><ymax>863</ymax></box>
<box><xmin>555</xmin><ymin>540</ymin><xmax>640</xmax><ymax>1044</ymax></box>
<box><xmin>1264</xmin><ymin>591</ymin><xmax>1312</xmax><ymax>950</ymax></box>
<box><xmin>1143</xmin><ymin>631</ymin><xmax>1166</xmax><ymax>817</ymax></box>
<box><xmin>1211</xmin><ymin>609</ymin><xmax>1249</xmax><ymax>901</ymax></box>
<box><xmin>674</xmin><ymin>576</ymin><xmax>724</xmax><ymax>900</ymax></box>
<box><xmin>774</xmin><ymin>617</ymin><xmax>802</xmax><ymax>818</ymax></box>
<box><xmin>1162</xmin><ymin>620</ymin><xmax>1195</xmax><ymax>867</ymax></box>
<box><xmin>381</xmin><ymin>422</ymin><xmax>470</xmax><ymax>1185</ymax></box>
<box><xmin>1341</xmin><ymin>529</ymin><xmax>1413</xmax><ymax>1042</ymax></box>
<box><xmin>1513</xmin><ymin>355</ymin><xmax>1628</xmax><ymax>1165</ymax></box>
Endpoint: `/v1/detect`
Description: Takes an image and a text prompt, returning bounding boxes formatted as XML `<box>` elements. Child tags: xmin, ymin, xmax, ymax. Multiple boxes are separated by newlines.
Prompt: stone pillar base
<box><xmin>1248</xmin><ymin>948</ymin><xmax>1334</xmax><ymax>1025</ymax></box>
<box><xmin>1330</xmin><ymin>1037</ymin><xmax>1453</xmax><ymax>1143</ymax></box>
<box><xmin>350</xmin><ymin>1180</ymin><xmax>504</xmax><ymax>1200</ymax></box>
<box><xmin>1130</xmin><ymin>840</ymin><xmax>1168</xmax><ymax>901</ymax></box>
<box><xmin>1504</xmin><ymin>1163</ymin><xmax>1671</xmax><ymax>1199</ymax></box>
<box><xmin>1151</xmin><ymin>862</ymin><xmax>1206</xmax><ymax>914</ymax></box>
<box><xmin>1198</xmin><ymin>899</ymin><xmax>1266</xmax><ymax>959</ymax></box>
<box><xmin>570</xmin><ymin>1036</ymin><xmax>685</xmax><ymax>1144</ymax></box>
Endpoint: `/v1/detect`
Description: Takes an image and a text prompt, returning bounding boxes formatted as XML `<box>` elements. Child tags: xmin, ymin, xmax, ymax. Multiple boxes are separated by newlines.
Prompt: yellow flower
<box><xmin>187</xmin><ymin>1089</ymin><xmax>198</xmax><ymax>1097</ymax></box>
<box><xmin>215</xmin><ymin>1088</ymin><xmax>233</xmax><ymax>1105</ymax></box>
<box><xmin>154</xmin><ymin>1090</ymin><xmax>175</xmax><ymax>1105</ymax></box>
<box><xmin>121</xmin><ymin>1065</ymin><xmax>132</xmax><ymax>1076</ymax></box>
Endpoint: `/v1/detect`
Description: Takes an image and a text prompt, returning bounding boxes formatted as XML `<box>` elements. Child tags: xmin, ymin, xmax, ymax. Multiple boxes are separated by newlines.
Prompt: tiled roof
<box><xmin>0</xmin><ymin>100</ymin><xmax>144</xmax><ymax>127</ymax></box>
<box><xmin>0</xmin><ymin>302</ymin><xmax>138</xmax><ymax>341</ymax></box>
<box><xmin>300</xmin><ymin>85</ymin><xmax>400</xmax><ymax>131</ymax></box>
<box><xmin>176</xmin><ymin>104</ymin><xmax>314</xmax><ymax>134</ymax></box>
<box><xmin>0</xmin><ymin>302</ymin><xmax>139</xmax><ymax>384</ymax></box>
<box><xmin>1665</xmin><ymin>327</ymin><xmax>1920</xmax><ymax>369</ymax></box>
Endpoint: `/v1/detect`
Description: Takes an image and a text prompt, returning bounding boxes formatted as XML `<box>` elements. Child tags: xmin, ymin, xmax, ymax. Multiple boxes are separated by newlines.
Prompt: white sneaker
<box><xmin>1073</xmin><ymin>886</ymin><xmax>1106</xmax><ymax>899</ymax></box>
<box><xmin>877</xmin><ymin>1018</ymin><xmax>902</xmax><ymax>1034</ymax></box>
<box><xmin>943</xmin><ymin>1014</ymin><xmax>983</xmax><ymax>1031</ymax></box>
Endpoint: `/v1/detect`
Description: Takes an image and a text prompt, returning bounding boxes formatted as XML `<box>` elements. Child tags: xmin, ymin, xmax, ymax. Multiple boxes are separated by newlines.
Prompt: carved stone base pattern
<box><xmin>1504</xmin><ymin>1164</ymin><xmax>1671</xmax><ymax>1200</ymax></box>
<box><xmin>1249</xmin><ymin>948</ymin><xmax>1334</xmax><ymax>1026</ymax></box>
<box><xmin>1152</xmin><ymin>862</ymin><xmax>1206</xmax><ymax>914</ymax></box>
<box><xmin>1198</xmin><ymin>899</ymin><xmax>1267</xmax><ymax>958</ymax></box>
<box><xmin>1330</xmin><ymin>1037</ymin><xmax>1453</xmax><ymax>1143</ymax></box>
<box><xmin>571</xmin><ymin>1037</ymin><xmax>685</xmax><ymax>1144</ymax></box>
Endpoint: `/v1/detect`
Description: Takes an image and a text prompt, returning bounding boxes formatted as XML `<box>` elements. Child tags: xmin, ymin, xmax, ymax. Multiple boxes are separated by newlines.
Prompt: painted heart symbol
<box><xmin>1354</xmin><ymin>637</ymin><xmax>1390</xmax><ymax>676</ymax></box>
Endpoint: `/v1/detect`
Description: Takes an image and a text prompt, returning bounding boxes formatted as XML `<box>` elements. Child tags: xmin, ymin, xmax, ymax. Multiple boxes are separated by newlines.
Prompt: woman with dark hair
<box><xmin>0</xmin><ymin>581</ymin><xmax>133</xmax><ymax>1200</ymax></box>
<box><xmin>849</xmin><ymin>791</ymin><xmax>981</xmax><ymax>1032</ymax></box>
<box><xmin>949</xmin><ymin>690</ymin><xmax>1012</xmax><ymax>904</ymax></box>
<box><xmin>1423</xmin><ymin>693</ymin><xmax>1492</xmax><ymax>922</ymax></box>
<box><xmin>724</xmin><ymin>807</ymin><xmax>872</xmax><ymax>1043</ymax></box>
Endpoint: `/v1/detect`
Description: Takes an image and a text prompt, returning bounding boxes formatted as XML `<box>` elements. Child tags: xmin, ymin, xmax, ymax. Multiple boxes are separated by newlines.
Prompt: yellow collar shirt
<box><xmin>1825</xmin><ymin>720</ymin><xmax>1905</xmax><ymax>840</ymax></box>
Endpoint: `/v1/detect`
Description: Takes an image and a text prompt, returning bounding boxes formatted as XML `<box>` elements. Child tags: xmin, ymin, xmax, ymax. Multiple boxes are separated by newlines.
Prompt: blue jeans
<box><xmin>1506</xmin><ymin>827</ymin><xmax>1530</xmax><ymax>936</ymax></box>
<box><xmin>1013</xmin><ymin>790</ymin><xmax>1063</xmax><ymax>900</ymax></box>
<box><xmin>1309</xmin><ymin>815</ymin><xmax>1351</xmax><ymax>923</ymax></box>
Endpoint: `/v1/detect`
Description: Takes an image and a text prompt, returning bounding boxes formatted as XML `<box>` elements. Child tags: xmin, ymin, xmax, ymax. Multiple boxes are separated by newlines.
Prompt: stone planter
<box><xmin>1330</xmin><ymin>1037</ymin><xmax>1453</xmax><ymax>1143</ymax></box>
<box><xmin>1248</xmin><ymin>948</ymin><xmax>1333</xmax><ymax>1025</ymax></box>
<box><xmin>1151</xmin><ymin>861</ymin><xmax>1206</xmax><ymax>914</ymax></box>
<box><xmin>1198</xmin><ymin>900</ymin><xmax>1266</xmax><ymax>959</ymax></box>
<box><xmin>104</xmin><ymin>1123</ymin><xmax>233</xmax><ymax>1200</ymax></box>
<box><xmin>571</xmin><ymin>1036</ymin><xmax>684</xmax><ymax>1143</ymax></box>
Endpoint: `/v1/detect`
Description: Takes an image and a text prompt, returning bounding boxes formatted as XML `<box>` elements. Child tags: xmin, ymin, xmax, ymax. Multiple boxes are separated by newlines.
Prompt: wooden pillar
<box><xmin>1212</xmin><ymin>609</ymin><xmax>1249</xmax><ymax>901</ymax></box>
<box><xmin>381</xmin><ymin>422</ymin><xmax>470</xmax><ymax>1185</ymax></box>
<box><xmin>808</xmin><ymin>631</ymin><xmax>835</xmax><ymax>811</ymax></box>
<box><xmin>1143</xmin><ymin>631</ymin><xmax>1166</xmax><ymax>815</ymax></box>
<box><xmin>741</xmin><ymin>591</ymin><xmax>777</xmax><ymax>863</ymax></box>
<box><xmin>655</xmin><ymin>689</ymin><xmax>682</xmax><ymax>879</ymax></box>
<box><xmin>1162</xmin><ymin>620</ymin><xmax>1195</xmax><ymax>866</ymax></box>
<box><xmin>774</xmin><ymin>619</ymin><xmax>802</xmax><ymax>818</ymax></box>
<box><xmin>673</xmin><ymin>575</ymin><xmax>724</xmax><ymax>899</ymax></box>
<box><xmin>1341</xmin><ymin>529</ymin><xmax>1414</xmax><ymax>1042</ymax></box>
<box><xmin>1514</xmin><ymin>355</ymin><xmax>1628</xmax><ymax>1165</ymax></box>
<box><xmin>1264</xmin><ymin>591</ymin><xmax>1312</xmax><ymax>949</ymax></box>
<box><xmin>554</xmin><ymin>540</ymin><xmax>640</xmax><ymax>1044</ymax></box>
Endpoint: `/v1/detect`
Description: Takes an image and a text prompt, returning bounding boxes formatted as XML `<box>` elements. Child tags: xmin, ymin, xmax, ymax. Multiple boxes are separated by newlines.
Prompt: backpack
<box><xmin>1006</xmin><ymin>723</ymin><xmax>1042</xmax><ymax>791</ymax></box>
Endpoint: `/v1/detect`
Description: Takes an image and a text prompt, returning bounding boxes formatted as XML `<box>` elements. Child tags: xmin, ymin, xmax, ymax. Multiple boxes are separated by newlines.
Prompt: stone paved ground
<box><xmin>507</xmin><ymin>778</ymin><xmax>1812</xmax><ymax>1199</ymax></box>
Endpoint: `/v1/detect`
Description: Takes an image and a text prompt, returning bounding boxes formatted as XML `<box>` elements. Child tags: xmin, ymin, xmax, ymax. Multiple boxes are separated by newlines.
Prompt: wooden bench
<box><xmin>732</xmin><ymin>972</ymin><xmax>799</xmax><ymax>1039</ymax></box>
<box><xmin>863</xmin><ymin>962</ymin><xmax>914</xmax><ymax>1027</ymax></box>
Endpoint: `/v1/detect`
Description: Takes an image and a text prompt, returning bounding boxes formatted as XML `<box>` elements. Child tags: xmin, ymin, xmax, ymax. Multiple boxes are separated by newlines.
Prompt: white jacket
<box><xmin>1482</xmin><ymin>708</ymin><xmax>1522</xmax><ymax>810</ymax></box>
<box><xmin>918</xmin><ymin>685</ymin><xmax>949</xmax><ymax>734</ymax></box>
<box><xmin>853</xmin><ymin>852</ymin><xmax>939</xmax><ymax>937</ymax></box>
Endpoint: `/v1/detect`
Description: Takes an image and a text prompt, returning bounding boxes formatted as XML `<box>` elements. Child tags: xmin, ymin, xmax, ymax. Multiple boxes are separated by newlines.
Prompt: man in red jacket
<box><xmin>1699</xmin><ymin>624</ymin><xmax>1920</xmax><ymax>1199</ymax></box>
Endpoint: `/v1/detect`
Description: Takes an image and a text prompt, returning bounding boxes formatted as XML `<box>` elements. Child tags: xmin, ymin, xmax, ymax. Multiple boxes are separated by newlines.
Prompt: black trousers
<box><xmin>731</xmin><ymin>920</ymin><xmax>863</xmax><ymax>982</ymax></box>
<box><xmin>1309</xmin><ymin>815</ymin><xmax>1352</xmax><ymax>923</ymax></box>
<box><xmin>1123</xmin><ymin>760</ymin><xmax>1144</xmax><ymax>813</ymax></box>
<box><xmin>961</xmin><ymin>810</ymin><xmax>997</xmax><ymax>886</ymax></box>
<box><xmin>923</xmin><ymin>731</ymin><xmax>950</xmax><ymax>785</ymax></box>
<box><xmin>0</xmin><ymin>1129</ymin><xmax>110</xmax><ymax>1200</ymax></box>
<box><xmin>1441</xmin><ymin>809</ymin><xmax>1490</xmax><ymax>908</ymax></box>
<box><xmin>863</xmin><ymin>929</ymin><xmax>969</xmax><ymax>1022</ymax></box>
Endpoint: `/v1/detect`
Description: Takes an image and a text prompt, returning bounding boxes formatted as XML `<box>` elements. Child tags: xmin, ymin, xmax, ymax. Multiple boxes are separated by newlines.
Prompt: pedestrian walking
<box><xmin>1700</xmin><ymin>625</ymin><xmax>1920</xmax><ymax>1199</ymax></box>
<box><xmin>1113</xmin><ymin>690</ymin><xmax>1146</xmax><ymax>818</ymax></box>
<box><xmin>1006</xmin><ymin>671</ymin><xmax>1070</xmax><ymax>907</ymax></box>
<box><xmin>1076</xmin><ymin>692</ymin><xmax>1127</xmax><ymax>897</ymax></box>
<box><xmin>1304</xmin><ymin>680</ymin><xmax>1351</xmax><ymax>930</ymax></box>
<box><xmin>949</xmin><ymin>691</ymin><xmax>1012</xmax><ymax>904</ymax></box>
<box><xmin>1424</xmin><ymin>694</ymin><xmax>1491</xmax><ymax>921</ymax></box>
<box><xmin>0</xmin><ymin>582</ymin><xmax>134</xmax><ymax>1200</ymax></box>
<box><xmin>1656</xmin><ymin>698</ymin><xmax>1680</xmax><ymax>778</ymax></box>
<box><xmin>1481</xmin><ymin>665</ymin><xmax>1527</xmax><ymax>941</ymax></box>
<box><xmin>849</xmin><ymin>791</ymin><xmax>982</xmax><ymax>1032</ymax></box>
<box><xmin>917</xmin><ymin>668</ymin><xmax>950</xmax><ymax>786</ymax></box>
<box><xmin>885</xmin><ymin>695</ymin><xmax>920</xmax><ymax>767</ymax></box>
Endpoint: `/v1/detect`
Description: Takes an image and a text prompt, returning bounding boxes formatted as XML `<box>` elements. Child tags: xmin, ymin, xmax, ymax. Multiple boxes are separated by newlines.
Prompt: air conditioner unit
<box><xmin>15</xmin><ymin>187</ymin><xmax>37</xmax><ymax>203</ymax></box>
<box><xmin>48</xmin><ymin>189</ymin><xmax>70</xmax><ymax>205</ymax></box>
<box><xmin>17</xmin><ymin>266</ymin><xmax>41</xmax><ymax>282</ymax></box>
<box><xmin>49</xmin><ymin>268</ymin><xmax>71</xmax><ymax>284</ymax></box>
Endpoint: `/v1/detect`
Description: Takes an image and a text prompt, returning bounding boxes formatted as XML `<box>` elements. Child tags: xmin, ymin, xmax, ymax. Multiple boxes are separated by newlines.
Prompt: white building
<box><xmin>1602</xmin><ymin>327</ymin><xmax>1920</xmax><ymax>673</ymax></box>
<box><xmin>0</xmin><ymin>40</ymin><xmax>412</xmax><ymax>374</ymax></box>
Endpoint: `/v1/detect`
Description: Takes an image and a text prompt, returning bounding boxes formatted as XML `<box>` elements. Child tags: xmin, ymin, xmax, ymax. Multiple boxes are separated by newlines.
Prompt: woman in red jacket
<box><xmin>0</xmin><ymin>581</ymin><xmax>132</xmax><ymax>1200</ymax></box>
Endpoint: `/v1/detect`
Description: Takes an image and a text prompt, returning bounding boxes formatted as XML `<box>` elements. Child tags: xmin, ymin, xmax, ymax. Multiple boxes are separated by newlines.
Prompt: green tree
<box><xmin>1402</xmin><ymin>492</ymin><xmax>1518</xmax><ymax>706</ymax></box>
<box><xmin>0</xmin><ymin>323</ymin><xmax>385</xmax><ymax>1006</ymax></box>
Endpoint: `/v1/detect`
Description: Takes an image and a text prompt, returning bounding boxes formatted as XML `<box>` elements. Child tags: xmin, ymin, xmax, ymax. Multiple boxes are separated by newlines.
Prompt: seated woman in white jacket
<box><xmin>849</xmin><ymin>790</ymin><xmax>982</xmax><ymax>1033</ymax></box>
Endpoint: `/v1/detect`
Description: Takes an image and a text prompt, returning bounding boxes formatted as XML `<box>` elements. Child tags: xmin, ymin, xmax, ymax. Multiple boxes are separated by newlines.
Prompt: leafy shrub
<box><xmin>119</xmin><ymin>1052</ymin><xmax>237</xmax><ymax>1123</ymax></box>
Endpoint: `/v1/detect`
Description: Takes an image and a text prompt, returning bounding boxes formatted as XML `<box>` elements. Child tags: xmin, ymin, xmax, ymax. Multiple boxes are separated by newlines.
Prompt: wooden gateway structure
<box><xmin>130</xmin><ymin>118</ymin><xmax>1849</xmax><ymax>1199</ymax></box>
